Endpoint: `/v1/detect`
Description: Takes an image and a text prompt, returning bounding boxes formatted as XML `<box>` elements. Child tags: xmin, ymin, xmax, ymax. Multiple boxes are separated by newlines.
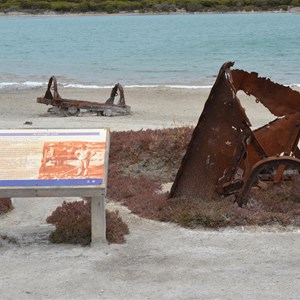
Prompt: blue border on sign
<box><xmin>0</xmin><ymin>178</ymin><xmax>103</xmax><ymax>187</ymax></box>
<box><xmin>0</xmin><ymin>131</ymin><xmax>101</xmax><ymax>137</ymax></box>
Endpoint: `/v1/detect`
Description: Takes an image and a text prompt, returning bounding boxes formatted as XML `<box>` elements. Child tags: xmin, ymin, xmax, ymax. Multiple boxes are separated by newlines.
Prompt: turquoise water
<box><xmin>0</xmin><ymin>13</ymin><xmax>300</xmax><ymax>89</ymax></box>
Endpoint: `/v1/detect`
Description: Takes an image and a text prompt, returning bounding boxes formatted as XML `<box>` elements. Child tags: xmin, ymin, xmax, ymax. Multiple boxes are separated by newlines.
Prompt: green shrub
<box><xmin>50</xmin><ymin>1</ymin><xmax>76</xmax><ymax>12</ymax></box>
<box><xmin>0</xmin><ymin>0</ymin><xmax>297</xmax><ymax>13</ymax></box>
<box><xmin>19</xmin><ymin>0</ymin><xmax>51</xmax><ymax>10</ymax></box>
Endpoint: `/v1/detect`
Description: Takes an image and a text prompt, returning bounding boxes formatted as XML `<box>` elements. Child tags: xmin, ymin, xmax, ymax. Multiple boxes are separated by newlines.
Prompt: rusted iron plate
<box><xmin>170</xmin><ymin>62</ymin><xmax>300</xmax><ymax>205</ymax></box>
<box><xmin>170</xmin><ymin>62</ymin><xmax>251</xmax><ymax>200</ymax></box>
<box><xmin>244</xmin><ymin>113</ymin><xmax>300</xmax><ymax>168</ymax></box>
<box><xmin>232</xmin><ymin>69</ymin><xmax>300</xmax><ymax>116</ymax></box>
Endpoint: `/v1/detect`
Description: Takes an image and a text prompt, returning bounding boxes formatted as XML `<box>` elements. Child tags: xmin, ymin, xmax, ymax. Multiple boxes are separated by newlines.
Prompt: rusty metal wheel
<box><xmin>236</xmin><ymin>156</ymin><xmax>300</xmax><ymax>207</ymax></box>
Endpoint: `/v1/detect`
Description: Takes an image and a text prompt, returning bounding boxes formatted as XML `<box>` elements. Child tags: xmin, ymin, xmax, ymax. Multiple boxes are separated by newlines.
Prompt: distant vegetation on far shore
<box><xmin>0</xmin><ymin>0</ymin><xmax>300</xmax><ymax>14</ymax></box>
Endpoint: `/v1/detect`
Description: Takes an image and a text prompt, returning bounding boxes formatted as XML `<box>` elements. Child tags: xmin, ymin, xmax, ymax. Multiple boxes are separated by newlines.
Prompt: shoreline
<box><xmin>1</xmin><ymin>81</ymin><xmax>300</xmax><ymax>91</ymax></box>
<box><xmin>1</xmin><ymin>85</ymin><xmax>297</xmax><ymax>132</ymax></box>
<box><xmin>0</xmin><ymin>86</ymin><xmax>209</xmax><ymax>131</ymax></box>
<box><xmin>1</xmin><ymin>83</ymin><xmax>299</xmax><ymax>94</ymax></box>
<box><xmin>1</xmin><ymin>9</ymin><xmax>299</xmax><ymax>18</ymax></box>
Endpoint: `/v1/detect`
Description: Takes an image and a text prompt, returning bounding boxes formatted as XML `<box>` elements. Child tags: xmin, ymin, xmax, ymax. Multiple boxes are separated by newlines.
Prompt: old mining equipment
<box><xmin>170</xmin><ymin>62</ymin><xmax>300</xmax><ymax>206</ymax></box>
<box><xmin>37</xmin><ymin>76</ymin><xmax>130</xmax><ymax>117</ymax></box>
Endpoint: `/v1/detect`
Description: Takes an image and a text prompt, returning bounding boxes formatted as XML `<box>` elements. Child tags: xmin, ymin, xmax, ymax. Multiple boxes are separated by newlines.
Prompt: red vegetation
<box><xmin>0</xmin><ymin>198</ymin><xmax>13</xmax><ymax>214</ymax></box>
<box><xmin>47</xmin><ymin>126</ymin><xmax>299</xmax><ymax>245</ymax></box>
<box><xmin>108</xmin><ymin>128</ymin><xmax>300</xmax><ymax>228</ymax></box>
<box><xmin>47</xmin><ymin>200</ymin><xmax>129</xmax><ymax>246</ymax></box>
<box><xmin>108</xmin><ymin>127</ymin><xmax>193</xmax><ymax>182</ymax></box>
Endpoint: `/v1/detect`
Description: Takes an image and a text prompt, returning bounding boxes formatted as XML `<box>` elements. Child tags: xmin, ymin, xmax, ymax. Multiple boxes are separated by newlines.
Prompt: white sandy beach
<box><xmin>0</xmin><ymin>86</ymin><xmax>281</xmax><ymax>130</ymax></box>
<box><xmin>0</xmin><ymin>86</ymin><xmax>299</xmax><ymax>300</ymax></box>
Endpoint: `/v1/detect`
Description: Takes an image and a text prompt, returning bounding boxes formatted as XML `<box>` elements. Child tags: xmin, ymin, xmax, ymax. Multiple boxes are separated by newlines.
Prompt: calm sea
<box><xmin>0</xmin><ymin>13</ymin><xmax>300</xmax><ymax>89</ymax></box>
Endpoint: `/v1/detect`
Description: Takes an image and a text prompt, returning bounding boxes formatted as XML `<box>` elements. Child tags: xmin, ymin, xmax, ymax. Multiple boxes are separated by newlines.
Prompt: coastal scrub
<box><xmin>47</xmin><ymin>127</ymin><xmax>299</xmax><ymax>245</ymax></box>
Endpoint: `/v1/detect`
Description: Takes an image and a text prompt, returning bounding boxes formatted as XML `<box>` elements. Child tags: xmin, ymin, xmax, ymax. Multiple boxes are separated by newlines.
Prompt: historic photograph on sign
<box><xmin>38</xmin><ymin>141</ymin><xmax>105</xmax><ymax>180</ymax></box>
<box><xmin>0</xmin><ymin>129</ymin><xmax>108</xmax><ymax>187</ymax></box>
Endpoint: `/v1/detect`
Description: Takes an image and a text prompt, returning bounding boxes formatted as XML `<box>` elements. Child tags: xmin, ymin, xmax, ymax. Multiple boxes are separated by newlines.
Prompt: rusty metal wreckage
<box><xmin>170</xmin><ymin>62</ymin><xmax>300</xmax><ymax>207</ymax></box>
<box><xmin>36</xmin><ymin>65</ymin><xmax>299</xmax><ymax>207</ymax></box>
<box><xmin>37</xmin><ymin>76</ymin><xmax>130</xmax><ymax>117</ymax></box>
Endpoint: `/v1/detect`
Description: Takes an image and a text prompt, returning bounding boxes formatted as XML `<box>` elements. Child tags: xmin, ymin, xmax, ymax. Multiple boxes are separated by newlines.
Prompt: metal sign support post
<box><xmin>91</xmin><ymin>193</ymin><xmax>106</xmax><ymax>244</ymax></box>
<box><xmin>0</xmin><ymin>186</ymin><xmax>107</xmax><ymax>244</ymax></box>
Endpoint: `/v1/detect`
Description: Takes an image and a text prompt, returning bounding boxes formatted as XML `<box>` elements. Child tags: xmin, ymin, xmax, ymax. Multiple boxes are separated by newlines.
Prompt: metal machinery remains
<box><xmin>37</xmin><ymin>76</ymin><xmax>130</xmax><ymax>117</ymax></box>
<box><xmin>170</xmin><ymin>62</ymin><xmax>300</xmax><ymax>206</ymax></box>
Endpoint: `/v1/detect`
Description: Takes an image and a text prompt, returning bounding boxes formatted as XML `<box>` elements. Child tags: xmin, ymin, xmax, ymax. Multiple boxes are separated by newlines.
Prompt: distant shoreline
<box><xmin>0</xmin><ymin>8</ymin><xmax>299</xmax><ymax>18</ymax></box>
<box><xmin>1</xmin><ymin>81</ymin><xmax>299</xmax><ymax>92</ymax></box>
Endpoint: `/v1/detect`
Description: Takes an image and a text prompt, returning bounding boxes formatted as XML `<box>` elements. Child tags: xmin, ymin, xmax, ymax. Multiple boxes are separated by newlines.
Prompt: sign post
<box><xmin>0</xmin><ymin>128</ymin><xmax>110</xmax><ymax>244</ymax></box>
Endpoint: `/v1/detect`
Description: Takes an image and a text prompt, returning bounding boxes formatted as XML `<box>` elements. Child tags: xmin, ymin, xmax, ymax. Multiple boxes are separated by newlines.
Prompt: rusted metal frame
<box><xmin>236</xmin><ymin>156</ymin><xmax>300</xmax><ymax>206</ymax></box>
<box><xmin>294</xmin><ymin>146</ymin><xmax>300</xmax><ymax>159</ymax></box>
<box><xmin>231</xmin><ymin>70</ymin><xmax>300</xmax><ymax>188</ymax></box>
<box><xmin>216</xmin><ymin>125</ymin><xmax>269</xmax><ymax>196</ymax></box>
<box><xmin>249</xmin><ymin>115</ymin><xmax>300</xmax><ymax>160</ymax></box>
<box><xmin>38</xmin><ymin>77</ymin><xmax>129</xmax><ymax>118</ymax></box>
<box><xmin>52</xmin><ymin>76</ymin><xmax>61</xmax><ymax>100</ymax></box>
<box><xmin>43</xmin><ymin>77</ymin><xmax>126</xmax><ymax>107</ymax></box>
<box><xmin>44</xmin><ymin>76</ymin><xmax>53</xmax><ymax>99</ymax></box>
<box><xmin>273</xmin><ymin>125</ymin><xmax>300</xmax><ymax>183</ymax></box>
<box><xmin>291</xmin><ymin>126</ymin><xmax>300</xmax><ymax>156</ymax></box>
<box><xmin>171</xmin><ymin>61</ymin><xmax>300</xmax><ymax>206</ymax></box>
<box><xmin>218</xmin><ymin>122</ymin><xmax>298</xmax><ymax>198</ymax></box>
<box><xmin>247</xmin><ymin>131</ymin><xmax>268</xmax><ymax>160</ymax></box>
<box><xmin>57</xmin><ymin>98</ymin><xmax>118</xmax><ymax>109</ymax></box>
<box><xmin>238</xmin><ymin>129</ymin><xmax>269</xmax><ymax>186</ymax></box>
<box><xmin>47</xmin><ymin>76</ymin><xmax>61</xmax><ymax>100</ymax></box>
<box><xmin>105</xmin><ymin>83</ymin><xmax>125</xmax><ymax>106</ymax></box>
<box><xmin>216</xmin><ymin>128</ymin><xmax>249</xmax><ymax>195</ymax></box>
<box><xmin>231</xmin><ymin>69</ymin><xmax>300</xmax><ymax>117</ymax></box>
<box><xmin>42</xmin><ymin>76</ymin><xmax>62</xmax><ymax>104</ymax></box>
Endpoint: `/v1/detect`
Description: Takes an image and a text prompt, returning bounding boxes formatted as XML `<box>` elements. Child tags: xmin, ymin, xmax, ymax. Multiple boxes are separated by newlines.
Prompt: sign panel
<box><xmin>0</xmin><ymin>129</ymin><xmax>109</xmax><ymax>187</ymax></box>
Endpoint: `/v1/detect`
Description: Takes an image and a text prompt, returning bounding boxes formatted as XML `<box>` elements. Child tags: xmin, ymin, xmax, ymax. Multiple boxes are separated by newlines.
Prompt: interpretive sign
<box><xmin>0</xmin><ymin>128</ymin><xmax>108</xmax><ymax>187</ymax></box>
<box><xmin>0</xmin><ymin>128</ymin><xmax>110</xmax><ymax>244</ymax></box>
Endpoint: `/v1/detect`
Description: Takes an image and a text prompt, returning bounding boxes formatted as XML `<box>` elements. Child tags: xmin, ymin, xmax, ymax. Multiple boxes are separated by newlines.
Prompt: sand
<box><xmin>0</xmin><ymin>86</ymin><xmax>299</xmax><ymax>300</ymax></box>
<box><xmin>0</xmin><ymin>86</ymin><xmax>280</xmax><ymax>131</ymax></box>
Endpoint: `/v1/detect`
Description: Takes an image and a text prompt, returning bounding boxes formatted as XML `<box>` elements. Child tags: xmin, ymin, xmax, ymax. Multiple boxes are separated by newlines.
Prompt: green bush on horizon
<box><xmin>0</xmin><ymin>0</ymin><xmax>299</xmax><ymax>13</ymax></box>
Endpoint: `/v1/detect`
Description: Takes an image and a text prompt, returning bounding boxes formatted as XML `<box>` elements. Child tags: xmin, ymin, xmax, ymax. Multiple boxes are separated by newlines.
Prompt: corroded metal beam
<box><xmin>37</xmin><ymin>76</ymin><xmax>130</xmax><ymax>117</ymax></box>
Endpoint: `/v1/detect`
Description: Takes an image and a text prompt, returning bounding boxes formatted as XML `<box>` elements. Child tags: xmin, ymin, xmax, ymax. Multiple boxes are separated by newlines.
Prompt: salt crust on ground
<box><xmin>0</xmin><ymin>87</ymin><xmax>299</xmax><ymax>300</ymax></box>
